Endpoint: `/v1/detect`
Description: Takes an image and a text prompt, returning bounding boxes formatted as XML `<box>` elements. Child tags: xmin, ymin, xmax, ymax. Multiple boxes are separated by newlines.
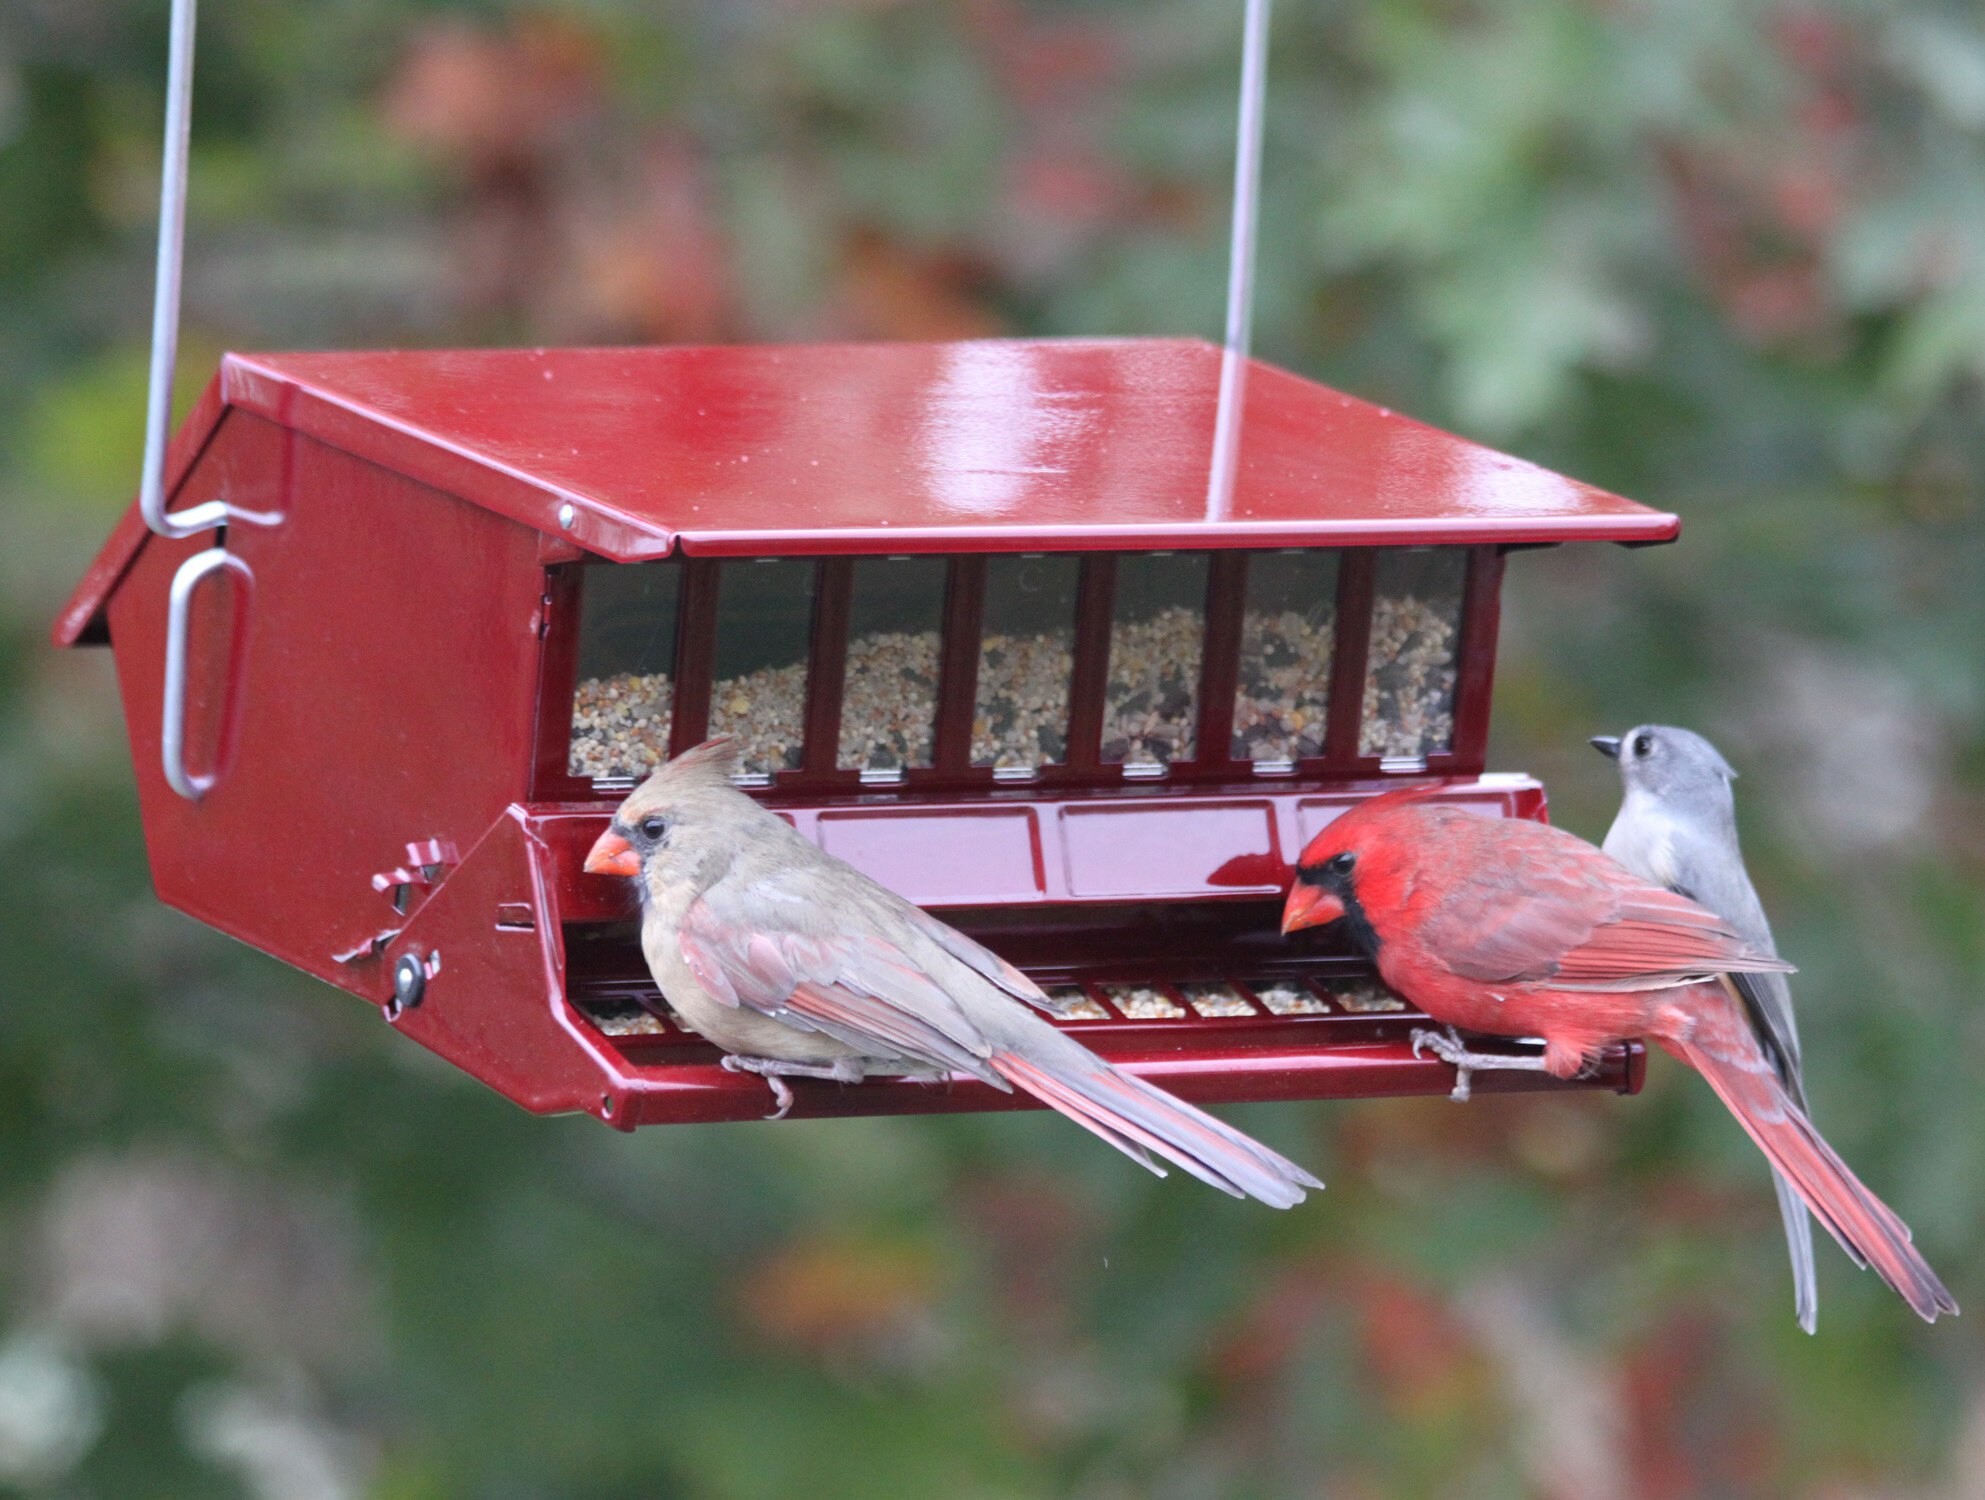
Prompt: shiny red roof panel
<box><xmin>56</xmin><ymin>337</ymin><xmax>1675</xmax><ymax>642</ymax></box>
<box><xmin>222</xmin><ymin>337</ymin><xmax>1675</xmax><ymax>558</ymax></box>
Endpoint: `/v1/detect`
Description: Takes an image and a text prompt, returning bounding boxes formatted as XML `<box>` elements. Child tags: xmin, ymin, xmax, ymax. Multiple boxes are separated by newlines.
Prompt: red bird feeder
<box><xmin>59</xmin><ymin>337</ymin><xmax>1675</xmax><ymax>1126</ymax></box>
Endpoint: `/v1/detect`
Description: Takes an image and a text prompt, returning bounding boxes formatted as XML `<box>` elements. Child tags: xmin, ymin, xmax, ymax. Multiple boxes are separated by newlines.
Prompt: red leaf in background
<box><xmin>1624</xmin><ymin>1312</ymin><xmax>1784</xmax><ymax>1499</ymax></box>
<box><xmin>830</xmin><ymin>228</ymin><xmax>1004</xmax><ymax>341</ymax></box>
<box><xmin>557</xmin><ymin>140</ymin><xmax>736</xmax><ymax>343</ymax></box>
<box><xmin>1356</xmin><ymin>1271</ymin><xmax>1479</xmax><ymax>1421</ymax></box>
<box><xmin>959</xmin><ymin>1170</ymin><xmax>1098</xmax><ymax>1338</ymax></box>
<box><xmin>1206</xmin><ymin>1260</ymin><xmax>1334</xmax><ymax>1388</ymax></box>
<box><xmin>738</xmin><ymin>1232</ymin><xmax>942</xmax><ymax>1368</ymax></box>
<box><xmin>380</xmin><ymin>13</ymin><xmax>602</xmax><ymax>176</ymax></box>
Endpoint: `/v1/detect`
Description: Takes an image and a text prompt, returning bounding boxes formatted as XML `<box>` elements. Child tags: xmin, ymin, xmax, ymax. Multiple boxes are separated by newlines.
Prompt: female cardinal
<box><xmin>584</xmin><ymin>739</ymin><xmax>1321</xmax><ymax>1208</ymax></box>
<box><xmin>1282</xmin><ymin>786</ymin><xmax>1955</xmax><ymax>1323</ymax></box>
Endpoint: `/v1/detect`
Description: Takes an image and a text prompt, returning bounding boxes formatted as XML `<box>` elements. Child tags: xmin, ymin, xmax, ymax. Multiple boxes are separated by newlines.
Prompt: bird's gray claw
<box><xmin>762</xmin><ymin>1076</ymin><xmax>795</xmax><ymax>1121</ymax></box>
<box><xmin>1408</xmin><ymin>1027</ymin><xmax>1474</xmax><ymax>1102</ymax></box>
<box><xmin>720</xmin><ymin>1054</ymin><xmax>798</xmax><ymax>1119</ymax></box>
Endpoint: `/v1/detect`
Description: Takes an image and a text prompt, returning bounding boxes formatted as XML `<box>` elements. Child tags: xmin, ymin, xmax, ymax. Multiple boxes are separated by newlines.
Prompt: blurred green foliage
<box><xmin>2</xmin><ymin>2</ymin><xmax>1982</xmax><ymax>1496</ymax></box>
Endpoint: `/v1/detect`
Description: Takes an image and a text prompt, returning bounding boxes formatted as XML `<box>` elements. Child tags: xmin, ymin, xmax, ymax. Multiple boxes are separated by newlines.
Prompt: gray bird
<box><xmin>1593</xmin><ymin>724</ymin><xmax>1822</xmax><ymax>1333</ymax></box>
<box><xmin>583</xmin><ymin>737</ymin><xmax>1323</xmax><ymax>1208</ymax></box>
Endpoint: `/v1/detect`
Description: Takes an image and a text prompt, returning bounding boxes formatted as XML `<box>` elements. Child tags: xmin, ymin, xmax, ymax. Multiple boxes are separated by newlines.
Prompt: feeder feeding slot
<box><xmin>569</xmin><ymin>561</ymin><xmax>680</xmax><ymax>780</ymax></box>
<box><xmin>839</xmin><ymin>556</ymin><xmax>946</xmax><ymax>774</ymax></box>
<box><xmin>707</xmin><ymin>559</ymin><xmax>817</xmax><ymax>778</ymax></box>
<box><xmin>973</xmin><ymin>553</ymin><xmax>1080</xmax><ymax>772</ymax></box>
<box><xmin>1103</xmin><ymin>552</ymin><xmax>1209</xmax><ymax>770</ymax></box>
<box><xmin>1360</xmin><ymin>548</ymin><xmax>1466</xmax><ymax>761</ymax></box>
<box><xmin>1234</xmin><ymin>549</ymin><xmax>1338</xmax><ymax>763</ymax></box>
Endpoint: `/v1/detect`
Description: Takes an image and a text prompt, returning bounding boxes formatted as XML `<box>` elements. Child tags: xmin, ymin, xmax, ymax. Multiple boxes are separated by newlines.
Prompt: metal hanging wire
<box><xmin>1206</xmin><ymin>0</ymin><xmax>1272</xmax><ymax>518</ymax></box>
<box><xmin>140</xmin><ymin>0</ymin><xmax>228</xmax><ymax>539</ymax></box>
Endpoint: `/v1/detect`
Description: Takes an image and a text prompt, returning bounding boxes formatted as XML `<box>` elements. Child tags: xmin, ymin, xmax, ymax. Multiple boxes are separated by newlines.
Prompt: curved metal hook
<box><xmin>162</xmin><ymin>546</ymin><xmax>251</xmax><ymax>800</ymax></box>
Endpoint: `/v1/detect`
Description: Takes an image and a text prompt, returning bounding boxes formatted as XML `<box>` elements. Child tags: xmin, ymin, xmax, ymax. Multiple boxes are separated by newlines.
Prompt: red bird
<box><xmin>1282</xmin><ymin>787</ymin><xmax>1956</xmax><ymax>1324</ymax></box>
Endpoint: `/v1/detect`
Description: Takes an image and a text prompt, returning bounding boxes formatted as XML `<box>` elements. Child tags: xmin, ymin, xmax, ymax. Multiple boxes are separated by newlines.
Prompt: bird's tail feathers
<box><xmin>1769</xmin><ymin>1166</ymin><xmax>1822</xmax><ymax>1335</ymax></box>
<box><xmin>988</xmin><ymin>1045</ymin><xmax>1322</xmax><ymax>1210</ymax></box>
<box><xmin>1673</xmin><ymin>1034</ymin><xmax>1956</xmax><ymax>1323</ymax></box>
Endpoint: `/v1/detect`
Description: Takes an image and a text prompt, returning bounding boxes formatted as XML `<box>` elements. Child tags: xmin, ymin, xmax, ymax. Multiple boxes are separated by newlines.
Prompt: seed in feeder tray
<box><xmin>1102</xmin><ymin>985</ymin><xmax>1186</xmax><ymax>1019</ymax></box>
<box><xmin>569</xmin><ymin>671</ymin><xmax>673</xmax><ymax>779</ymax></box>
<box><xmin>1179</xmin><ymin>983</ymin><xmax>1257</xmax><ymax>1018</ymax></box>
<box><xmin>575</xmin><ymin>997</ymin><xmax>670</xmax><ymax>1036</ymax></box>
<box><xmin>1247</xmin><ymin>979</ymin><xmax>1331</xmax><ymax>1016</ymax></box>
<box><xmin>1045</xmin><ymin>986</ymin><xmax>1110</xmax><ymax>1021</ymax></box>
<box><xmin>1331</xmin><ymin>977</ymin><xmax>1408</xmax><ymax>1013</ymax></box>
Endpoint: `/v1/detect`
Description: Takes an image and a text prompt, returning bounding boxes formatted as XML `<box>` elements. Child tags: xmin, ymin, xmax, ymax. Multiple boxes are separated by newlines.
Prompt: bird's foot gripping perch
<box><xmin>1410</xmin><ymin>1027</ymin><xmax>1553</xmax><ymax>1103</ymax></box>
<box><xmin>720</xmin><ymin>1054</ymin><xmax>867</xmax><ymax>1120</ymax></box>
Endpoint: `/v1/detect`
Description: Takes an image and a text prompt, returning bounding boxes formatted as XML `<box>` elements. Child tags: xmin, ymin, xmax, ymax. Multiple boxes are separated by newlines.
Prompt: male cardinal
<box><xmin>1594</xmin><ymin>725</ymin><xmax>1819</xmax><ymax>1333</ymax></box>
<box><xmin>585</xmin><ymin>738</ymin><xmax>1321</xmax><ymax>1208</ymax></box>
<box><xmin>1282</xmin><ymin>786</ymin><xmax>1955</xmax><ymax>1324</ymax></box>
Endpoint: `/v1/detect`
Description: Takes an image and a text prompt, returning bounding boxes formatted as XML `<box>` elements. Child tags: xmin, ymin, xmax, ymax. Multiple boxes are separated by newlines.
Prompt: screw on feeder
<box><xmin>558</xmin><ymin>502</ymin><xmax>577</xmax><ymax>530</ymax></box>
<box><xmin>386</xmin><ymin>951</ymin><xmax>429</xmax><ymax>1020</ymax></box>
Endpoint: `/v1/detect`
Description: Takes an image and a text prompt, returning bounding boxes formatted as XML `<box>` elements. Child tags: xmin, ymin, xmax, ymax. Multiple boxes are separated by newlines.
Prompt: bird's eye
<box><xmin>1328</xmin><ymin>850</ymin><xmax>1356</xmax><ymax>875</ymax></box>
<box><xmin>638</xmin><ymin>815</ymin><xmax>669</xmax><ymax>842</ymax></box>
<box><xmin>1631</xmin><ymin>733</ymin><xmax>1654</xmax><ymax>757</ymax></box>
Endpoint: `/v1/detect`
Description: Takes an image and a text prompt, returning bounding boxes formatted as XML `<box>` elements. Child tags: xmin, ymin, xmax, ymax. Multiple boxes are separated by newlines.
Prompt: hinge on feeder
<box><xmin>370</xmin><ymin>838</ymin><xmax>461</xmax><ymax>916</ymax></box>
<box><xmin>331</xmin><ymin>928</ymin><xmax>402</xmax><ymax>966</ymax></box>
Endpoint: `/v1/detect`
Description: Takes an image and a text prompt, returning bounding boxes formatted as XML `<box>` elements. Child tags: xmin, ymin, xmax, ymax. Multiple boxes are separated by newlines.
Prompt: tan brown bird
<box><xmin>584</xmin><ymin>738</ymin><xmax>1322</xmax><ymax>1208</ymax></box>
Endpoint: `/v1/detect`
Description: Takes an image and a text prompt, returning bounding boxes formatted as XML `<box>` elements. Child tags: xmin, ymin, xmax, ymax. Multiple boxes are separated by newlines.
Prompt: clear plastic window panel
<box><xmin>1360</xmin><ymin>548</ymin><xmax>1466</xmax><ymax>760</ymax></box>
<box><xmin>708</xmin><ymin>559</ymin><xmax>816</xmax><ymax>776</ymax></box>
<box><xmin>1233</xmin><ymin>549</ymin><xmax>1337</xmax><ymax>762</ymax></box>
<box><xmin>839</xmin><ymin>556</ymin><xmax>946</xmax><ymax>773</ymax></box>
<box><xmin>1104</xmin><ymin>552</ymin><xmax>1208</xmax><ymax>767</ymax></box>
<box><xmin>973</xmin><ymin>554</ymin><xmax>1078</xmax><ymax>771</ymax></box>
<box><xmin>569</xmin><ymin>562</ymin><xmax>680</xmax><ymax>779</ymax></box>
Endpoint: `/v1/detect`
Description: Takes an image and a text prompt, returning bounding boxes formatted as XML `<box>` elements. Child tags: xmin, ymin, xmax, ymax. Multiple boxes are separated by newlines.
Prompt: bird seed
<box><xmin>570</xmin><ymin>578</ymin><xmax>1461</xmax><ymax>777</ymax></box>
<box><xmin>1102</xmin><ymin>985</ymin><xmax>1186</xmax><ymax>1019</ymax></box>
<box><xmin>1045</xmin><ymin>985</ymin><xmax>1111</xmax><ymax>1020</ymax></box>
<box><xmin>1330</xmin><ymin>978</ymin><xmax>1408</xmax><ymax>1013</ymax></box>
<box><xmin>1247</xmin><ymin>979</ymin><xmax>1332</xmax><ymax>1016</ymax></box>
<box><xmin>1179</xmin><ymin>982</ymin><xmax>1257</xmax><ymax>1017</ymax></box>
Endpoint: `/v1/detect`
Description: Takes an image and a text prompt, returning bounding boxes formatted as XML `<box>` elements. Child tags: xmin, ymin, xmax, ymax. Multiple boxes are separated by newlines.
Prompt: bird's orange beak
<box><xmin>1281</xmin><ymin>880</ymin><xmax>1346</xmax><ymax>935</ymax></box>
<box><xmin>584</xmin><ymin>828</ymin><xmax>641</xmax><ymax>878</ymax></box>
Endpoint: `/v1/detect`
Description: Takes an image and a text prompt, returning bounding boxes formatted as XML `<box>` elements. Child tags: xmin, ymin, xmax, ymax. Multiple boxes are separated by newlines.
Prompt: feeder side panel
<box><xmin>381</xmin><ymin>805</ymin><xmax>625</xmax><ymax>1120</ymax></box>
<box><xmin>105</xmin><ymin>413</ymin><xmax>550</xmax><ymax>998</ymax></box>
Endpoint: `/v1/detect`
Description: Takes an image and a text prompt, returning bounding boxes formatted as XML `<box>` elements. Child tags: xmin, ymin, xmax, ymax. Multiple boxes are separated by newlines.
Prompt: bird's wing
<box><xmin>899</xmin><ymin>902</ymin><xmax>1070</xmax><ymax>1015</ymax></box>
<box><xmin>679</xmin><ymin>884</ymin><xmax>1007</xmax><ymax>1084</ymax></box>
<box><xmin>1727</xmin><ymin>967</ymin><xmax>1804</xmax><ymax>1103</ymax></box>
<box><xmin>1429</xmin><ymin>841</ymin><xmax>1794</xmax><ymax>991</ymax></box>
<box><xmin>1661</xmin><ymin>835</ymin><xmax>1807</xmax><ymax>1095</ymax></box>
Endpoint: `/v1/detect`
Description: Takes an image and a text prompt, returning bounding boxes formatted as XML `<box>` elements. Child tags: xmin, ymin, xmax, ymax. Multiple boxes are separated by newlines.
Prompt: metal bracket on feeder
<box><xmin>370</xmin><ymin>838</ymin><xmax>463</xmax><ymax>914</ymax></box>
